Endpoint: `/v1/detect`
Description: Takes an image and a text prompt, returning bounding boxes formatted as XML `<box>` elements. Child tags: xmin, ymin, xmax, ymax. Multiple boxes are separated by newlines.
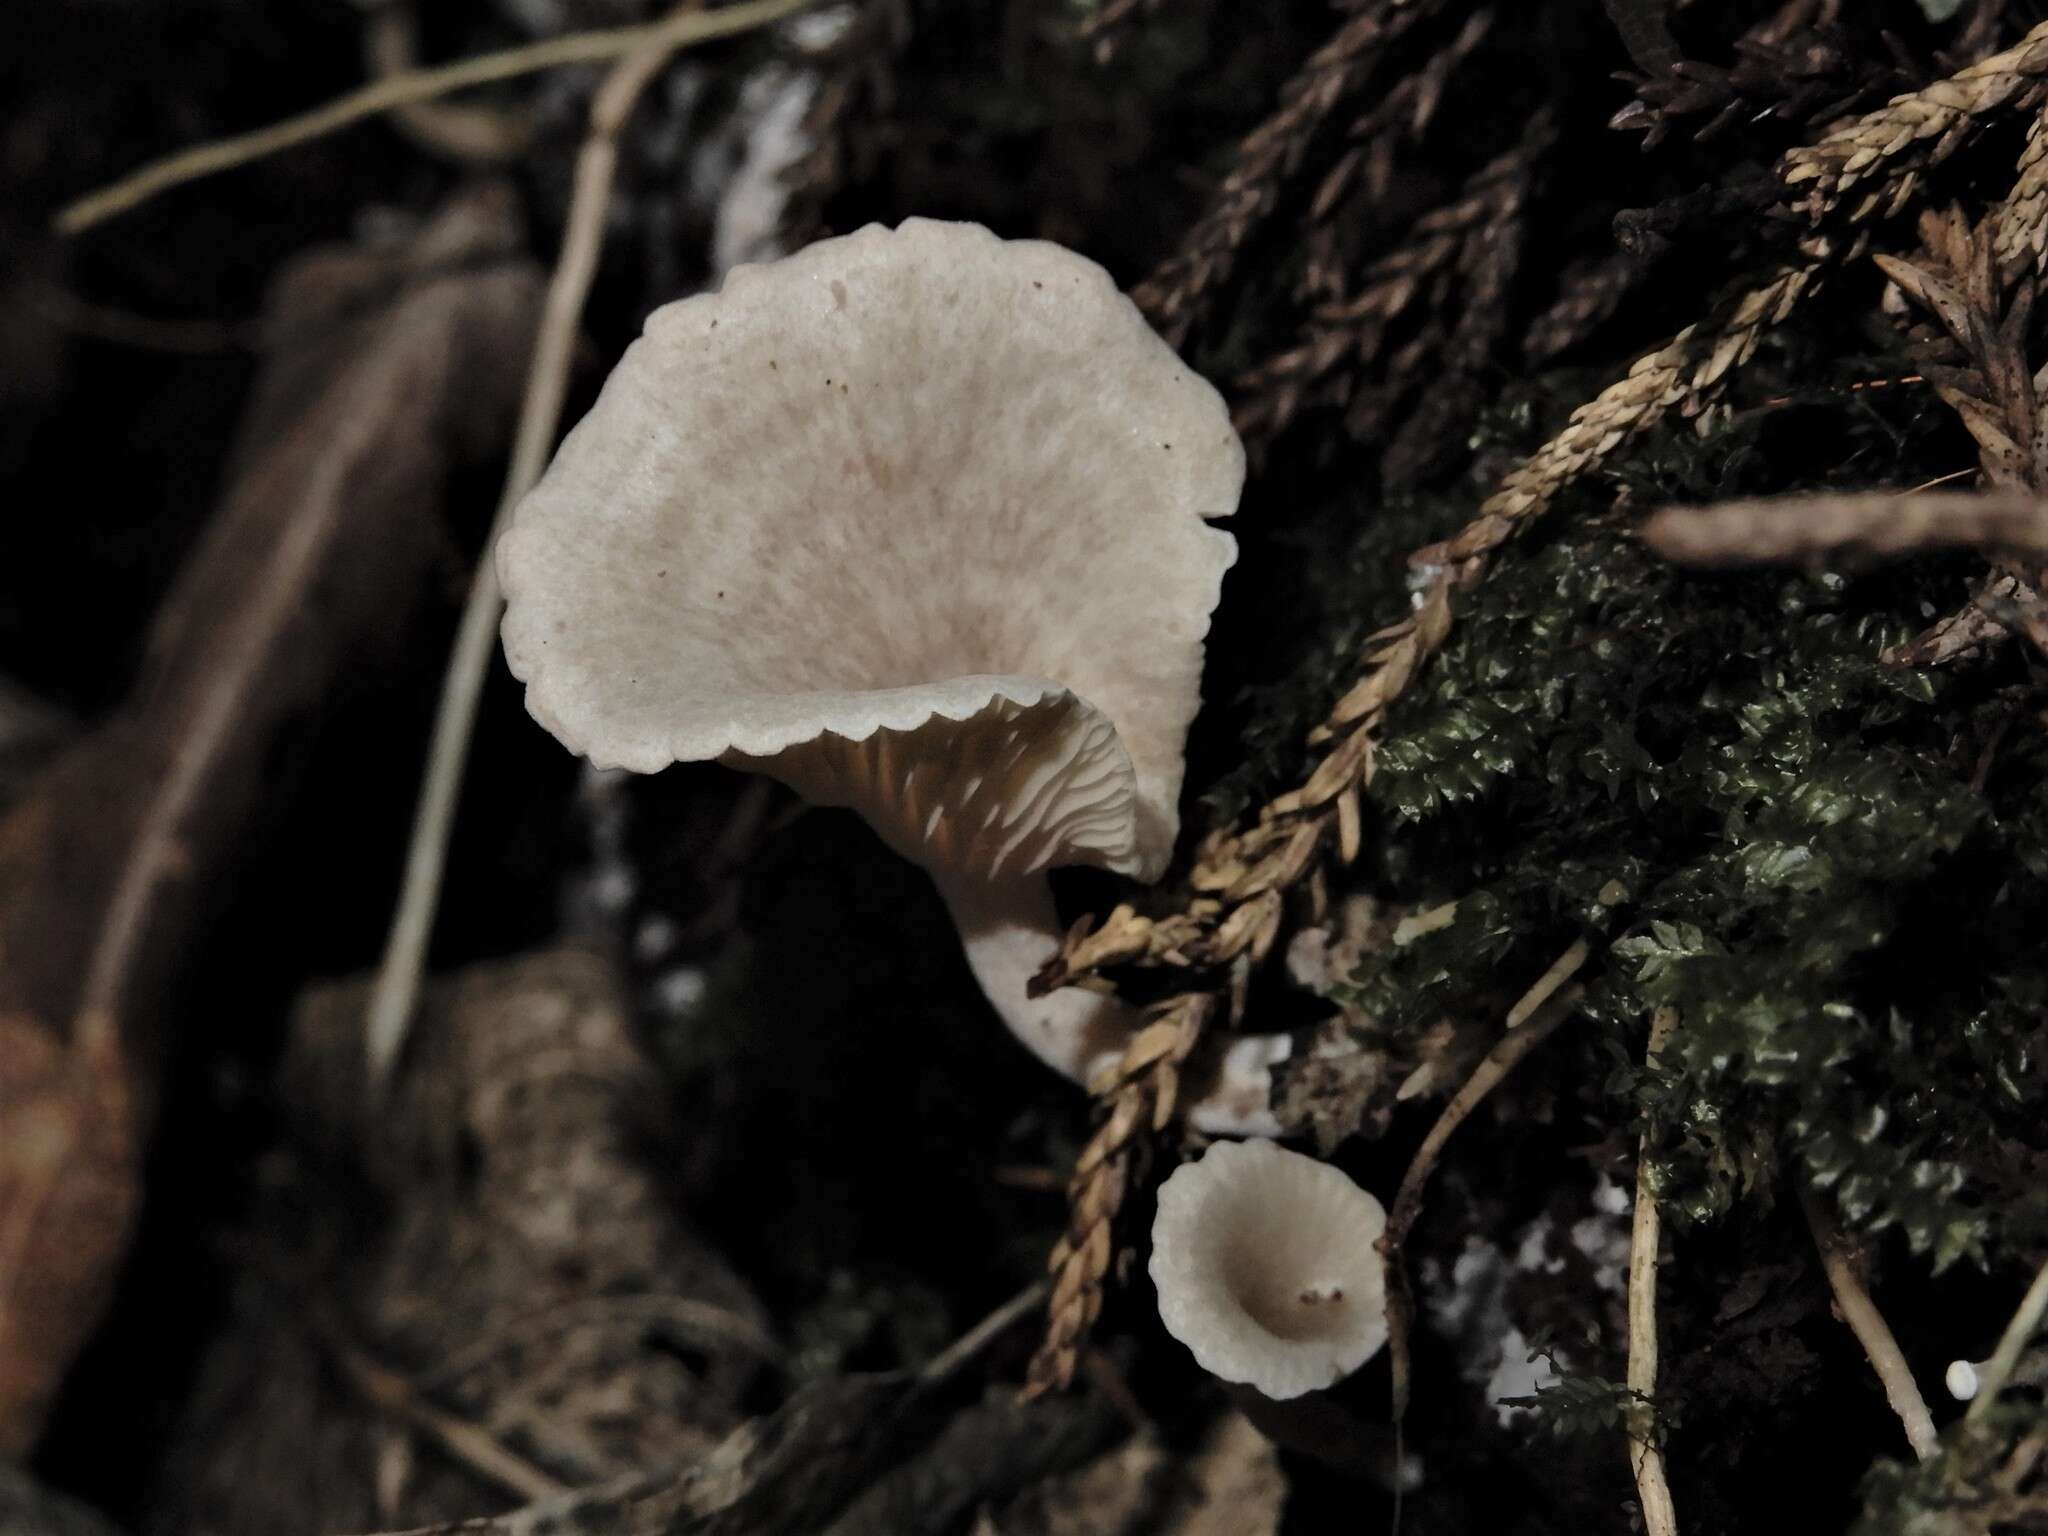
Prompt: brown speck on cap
<box><xmin>493</xmin><ymin>218</ymin><xmax>1281</xmax><ymax>1128</ymax></box>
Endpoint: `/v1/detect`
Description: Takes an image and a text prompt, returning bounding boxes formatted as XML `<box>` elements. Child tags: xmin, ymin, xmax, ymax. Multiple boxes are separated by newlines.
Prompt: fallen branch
<box><xmin>55</xmin><ymin>0</ymin><xmax>812</xmax><ymax>235</ymax></box>
<box><xmin>1801</xmin><ymin>1186</ymin><xmax>1940</xmax><ymax>1461</ymax></box>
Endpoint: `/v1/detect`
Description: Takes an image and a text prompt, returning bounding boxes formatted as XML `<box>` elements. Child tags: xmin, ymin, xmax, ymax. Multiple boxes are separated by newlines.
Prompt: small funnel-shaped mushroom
<box><xmin>499</xmin><ymin>218</ymin><xmax>1283</xmax><ymax>1134</ymax></box>
<box><xmin>1150</xmin><ymin>1139</ymin><xmax>1388</xmax><ymax>1399</ymax></box>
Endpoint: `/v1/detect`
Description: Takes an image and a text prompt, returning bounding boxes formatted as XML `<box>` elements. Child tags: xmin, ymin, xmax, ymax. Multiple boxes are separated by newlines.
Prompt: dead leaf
<box><xmin>0</xmin><ymin>186</ymin><xmax>543</xmax><ymax>1453</ymax></box>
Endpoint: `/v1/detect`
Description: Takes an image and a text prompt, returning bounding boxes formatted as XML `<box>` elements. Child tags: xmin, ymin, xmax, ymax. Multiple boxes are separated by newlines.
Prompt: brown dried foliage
<box><xmin>1874</xmin><ymin>206</ymin><xmax>2048</xmax><ymax>663</ymax></box>
<box><xmin>1023</xmin><ymin>994</ymin><xmax>1213</xmax><ymax>1396</ymax></box>
<box><xmin>1025</xmin><ymin>10</ymin><xmax>2048</xmax><ymax>1395</ymax></box>
<box><xmin>0</xmin><ymin>193</ymin><xmax>541</xmax><ymax>1453</ymax></box>
<box><xmin>1781</xmin><ymin>20</ymin><xmax>2048</xmax><ymax>226</ymax></box>
<box><xmin>1525</xmin><ymin>248</ymin><xmax>1643</xmax><ymax>364</ymax></box>
<box><xmin>1291</xmin><ymin>9</ymin><xmax>1494</xmax><ymax>307</ymax></box>
<box><xmin>1132</xmin><ymin>0</ymin><xmax>1452</xmax><ymax>348</ymax></box>
<box><xmin>1611</xmin><ymin>1</ymin><xmax>1901</xmax><ymax>149</ymax></box>
<box><xmin>1233</xmin><ymin>110</ymin><xmax>1549</xmax><ymax>482</ymax></box>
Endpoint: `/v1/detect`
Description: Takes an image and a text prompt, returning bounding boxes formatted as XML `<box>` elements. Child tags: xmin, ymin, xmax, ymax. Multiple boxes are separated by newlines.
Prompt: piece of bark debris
<box><xmin>153</xmin><ymin>947</ymin><xmax>775</xmax><ymax>1536</ymax></box>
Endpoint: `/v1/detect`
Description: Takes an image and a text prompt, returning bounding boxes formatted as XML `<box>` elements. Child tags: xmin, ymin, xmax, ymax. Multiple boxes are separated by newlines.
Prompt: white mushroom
<box><xmin>497</xmin><ymin>217</ymin><xmax>1286</xmax><ymax>1134</ymax></box>
<box><xmin>1150</xmin><ymin>1139</ymin><xmax>1388</xmax><ymax>1399</ymax></box>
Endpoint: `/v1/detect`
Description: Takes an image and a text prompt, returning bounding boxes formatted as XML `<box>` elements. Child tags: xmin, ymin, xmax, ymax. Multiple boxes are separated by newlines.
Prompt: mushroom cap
<box><xmin>498</xmin><ymin>218</ymin><xmax>1243</xmax><ymax>883</ymax></box>
<box><xmin>1150</xmin><ymin>1139</ymin><xmax>1388</xmax><ymax>1400</ymax></box>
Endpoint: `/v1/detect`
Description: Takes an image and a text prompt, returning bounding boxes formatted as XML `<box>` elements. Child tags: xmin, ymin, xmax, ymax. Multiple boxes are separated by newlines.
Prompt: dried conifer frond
<box><xmin>1294</xmin><ymin>9</ymin><xmax>1494</xmax><ymax>306</ymax></box>
<box><xmin>1873</xmin><ymin>205</ymin><xmax>2048</xmax><ymax>662</ymax></box>
<box><xmin>1040</xmin><ymin>575</ymin><xmax>1458</xmax><ymax>992</ymax></box>
<box><xmin>1874</xmin><ymin>207</ymin><xmax>2044</xmax><ymax>490</ymax></box>
<box><xmin>1781</xmin><ymin>20</ymin><xmax>2048</xmax><ymax>226</ymax></box>
<box><xmin>1996</xmin><ymin>101</ymin><xmax>2048</xmax><ymax>272</ymax></box>
<box><xmin>1025</xmin><ymin>994</ymin><xmax>1214</xmax><ymax>1395</ymax></box>
<box><xmin>1525</xmin><ymin>248</ymin><xmax>1643</xmax><ymax>363</ymax></box>
<box><xmin>1133</xmin><ymin>0</ymin><xmax>1452</xmax><ymax>346</ymax></box>
<box><xmin>1600</xmin><ymin>0</ymin><xmax>1679</xmax><ymax>78</ymax></box>
<box><xmin>1047</xmin><ymin>59</ymin><xmax>1954</xmax><ymax>1006</ymax></box>
<box><xmin>1612</xmin><ymin>10</ymin><xmax>1902</xmax><ymax>150</ymax></box>
<box><xmin>1234</xmin><ymin>116</ymin><xmax>1549</xmax><ymax>471</ymax></box>
<box><xmin>1029</xmin><ymin>12</ymin><xmax>2048</xmax><ymax>1412</ymax></box>
<box><xmin>1430</xmin><ymin>259</ymin><xmax>1825</xmax><ymax>553</ymax></box>
<box><xmin>1044</xmin><ymin>252</ymin><xmax>1824</xmax><ymax>1009</ymax></box>
<box><xmin>1071</xmin><ymin>0</ymin><xmax>1177</xmax><ymax>64</ymax></box>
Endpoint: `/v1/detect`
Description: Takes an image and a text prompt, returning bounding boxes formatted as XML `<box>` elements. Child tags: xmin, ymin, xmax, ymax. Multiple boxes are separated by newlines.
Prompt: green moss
<box><xmin>1286</xmin><ymin>365</ymin><xmax>2048</xmax><ymax>1271</ymax></box>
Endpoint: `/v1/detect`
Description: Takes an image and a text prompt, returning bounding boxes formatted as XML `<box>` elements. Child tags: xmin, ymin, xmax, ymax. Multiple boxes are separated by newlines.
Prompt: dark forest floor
<box><xmin>5</xmin><ymin>2</ymin><xmax>2048</xmax><ymax>1533</ymax></box>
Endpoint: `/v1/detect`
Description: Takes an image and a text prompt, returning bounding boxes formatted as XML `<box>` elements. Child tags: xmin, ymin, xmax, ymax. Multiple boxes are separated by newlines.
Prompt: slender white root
<box><xmin>1506</xmin><ymin>936</ymin><xmax>1590</xmax><ymax>1028</ymax></box>
<box><xmin>1801</xmin><ymin>1186</ymin><xmax>1940</xmax><ymax>1461</ymax></box>
<box><xmin>934</xmin><ymin>873</ymin><xmax>1287</xmax><ymax>1137</ymax></box>
<box><xmin>1967</xmin><ymin>1252</ymin><xmax>2048</xmax><ymax>1424</ymax></box>
<box><xmin>1627</xmin><ymin>1006</ymin><xmax>1680</xmax><ymax>1536</ymax></box>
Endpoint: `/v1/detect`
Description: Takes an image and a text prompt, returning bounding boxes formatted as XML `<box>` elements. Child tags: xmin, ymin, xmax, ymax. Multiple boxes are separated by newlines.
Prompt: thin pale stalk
<box><xmin>57</xmin><ymin>0</ymin><xmax>811</xmax><ymax>235</ymax></box>
<box><xmin>1801</xmin><ymin>1186</ymin><xmax>1940</xmax><ymax>1460</ymax></box>
<box><xmin>1628</xmin><ymin>1007</ymin><xmax>1680</xmax><ymax>1536</ymax></box>
<box><xmin>1968</xmin><ymin>1253</ymin><xmax>2048</xmax><ymax>1424</ymax></box>
<box><xmin>363</xmin><ymin>6</ymin><xmax>745</xmax><ymax>1089</ymax></box>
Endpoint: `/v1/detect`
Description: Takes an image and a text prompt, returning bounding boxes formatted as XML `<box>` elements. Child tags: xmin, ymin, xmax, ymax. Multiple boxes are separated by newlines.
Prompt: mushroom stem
<box><xmin>932</xmin><ymin>872</ymin><xmax>1287</xmax><ymax>1136</ymax></box>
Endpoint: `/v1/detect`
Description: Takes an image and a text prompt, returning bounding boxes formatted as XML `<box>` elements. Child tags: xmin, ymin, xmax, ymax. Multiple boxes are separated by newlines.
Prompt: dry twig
<box><xmin>364</xmin><ymin>0</ymin><xmax>775</xmax><ymax>1089</ymax></box>
<box><xmin>1627</xmin><ymin>1007</ymin><xmax>1681</xmax><ymax>1536</ymax></box>
<box><xmin>1381</xmin><ymin>976</ymin><xmax>1586</xmax><ymax>1423</ymax></box>
<box><xmin>56</xmin><ymin>0</ymin><xmax>811</xmax><ymax>235</ymax></box>
<box><xmin>360</xmin><ymin>0</ymin><xmax>535</xmax><ymax>165</ymax></box>
<box><xmin>1969</xmin><ymin>1253</ymin><xmax>2048</xmax><ymax>1424</ymax></box>
<box><xmin>321</xmin><ymin>1322</ymin><xmax>569</xmax><ymax>1504</ymax></box>
<box><xmin>1641</xmin><ymin>490</ymin><xmax>2048</xmax><ymax>566</ymax></box>
<box><xmin>1801</xmin><ymin>1186</ymin><xmax>1940</xmax><ymax>1460</ymax></box>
